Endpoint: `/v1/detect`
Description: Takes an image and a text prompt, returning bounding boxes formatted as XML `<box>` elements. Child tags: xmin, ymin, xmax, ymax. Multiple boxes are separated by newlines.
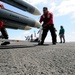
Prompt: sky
<box><xmin>0</xmin><ymin>0</ymin><xmax>75</xmax><ymax>42</ymax></box>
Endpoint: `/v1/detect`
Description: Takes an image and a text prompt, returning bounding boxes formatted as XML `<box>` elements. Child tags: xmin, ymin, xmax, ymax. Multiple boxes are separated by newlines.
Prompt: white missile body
<box><xmin>1</xmin><ymin>0</ymin><xmax>41</xmax><ymax>15</ymax></box>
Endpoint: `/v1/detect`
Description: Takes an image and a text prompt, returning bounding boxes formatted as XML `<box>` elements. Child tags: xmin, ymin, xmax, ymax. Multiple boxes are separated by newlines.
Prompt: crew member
<box><xmin>59</xmin><ymin>26</ymin><xmax>65</xmax><ymax>43</ymax></box>
<box><xmin>0</xmin><ymin>3</ymin><xmax>10</xmax><ymax>45</ymax></box>
<box><xmin>38</xmin><ymin>7</ymin><xmax>56</xmax><ymax>45</ymax></box>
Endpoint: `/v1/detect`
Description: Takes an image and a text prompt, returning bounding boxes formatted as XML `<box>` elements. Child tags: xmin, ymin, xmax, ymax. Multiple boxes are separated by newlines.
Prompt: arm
<box><xmin>0</xmin><ymin>22</ymin><xmax>4</xmax><ymax>29</ymax></box>
<box><xmin>0</xmin><ymin>4</ymin><xmax>4</xmax><ymax>29</ymax></box>
<box><xmin>0</xmin><ymin>4</ymin><xmax>4</xmax><ymax>8</ymax></box>
<box><xmin>39</xmin><ymin>15</ymin><xmax>43</xmax><ymax>23</ymax></box>
<box><xmin>63</xmin><ymin>29</ymin><xmax>65</xmax><ymax>34</ymax></box>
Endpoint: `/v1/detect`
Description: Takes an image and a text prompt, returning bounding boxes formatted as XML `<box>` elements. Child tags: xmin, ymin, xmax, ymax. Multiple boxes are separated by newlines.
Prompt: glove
<box><xmin>42</xmin><ymin>24</ymin><xmax>47</xmax><ymax>29</ymax></box>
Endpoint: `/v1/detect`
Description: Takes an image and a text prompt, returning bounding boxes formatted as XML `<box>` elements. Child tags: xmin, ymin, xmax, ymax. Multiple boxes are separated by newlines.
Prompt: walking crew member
<box><xmin>0</xmin><ymin>3</ymin><xmax>10</xmax><ymax>45</ymax></box>
<box><xmin>38</xmin><ymin>7</ymin><xmax>56</xmax><ymax>45</ymax></box>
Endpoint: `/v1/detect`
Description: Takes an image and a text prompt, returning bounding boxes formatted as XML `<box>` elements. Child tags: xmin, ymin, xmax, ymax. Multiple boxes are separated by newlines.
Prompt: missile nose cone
<box><xmin>34</xmin><ymin>21</ymin><xmax>41</xmax><ymax>28</ymax></box>
<box><xmin>24</xmin><ymin>26</ymin><xmax>31</xmax><ymax>30</ymax></box>
<box><xmin>33</xmin><ymin>8</ymin><xmax>41</xmax><ymax>15</ymax></box>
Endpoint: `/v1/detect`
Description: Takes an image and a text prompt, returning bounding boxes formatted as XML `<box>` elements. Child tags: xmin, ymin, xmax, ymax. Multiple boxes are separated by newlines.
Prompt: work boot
<box><xmin>1</xmin><ymin>41</ymin><xmax>10</xmax><ymax>45</ymax></box>
<box><xmin>38</xmin><ymin>42</ymin><xmax>43</xmax><ymax>45</ymax></box>
<box><xmin>60</xmin><ymin>41</ymin><xmax>62</xmax><ymax>43</ymax></box>
<box><xmin>53</xmin><ymin>42</ymin><xmax>56</xmax><ymax>45</ymax></box>
<box><xmin>63</xmin><ymin>41</ymin><xmax>65</xmax><ymax>43</ymax></box>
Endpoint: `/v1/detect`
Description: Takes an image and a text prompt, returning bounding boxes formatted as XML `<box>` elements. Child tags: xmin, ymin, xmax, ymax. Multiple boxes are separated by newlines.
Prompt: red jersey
<box><xmin>0</xmin><ymin>3</ymin><xmax>4</xmax><ymax>29</ymax></box>
<box><xmin>39</xmin><ymin>11</ymin><xmax>54</xmax><ymax>25</ymax></box>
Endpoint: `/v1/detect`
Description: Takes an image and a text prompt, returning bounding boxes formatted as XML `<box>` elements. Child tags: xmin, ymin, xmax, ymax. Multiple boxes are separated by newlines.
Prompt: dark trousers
<box><xmin>0</xmin><ymin>27</ymin><xmax>8</xmax><ymax>39</ymax></box>
<box><xmin>41</xmin><ymin>24</ymin><xmax>56</xmax><ymax>44</ymax></box>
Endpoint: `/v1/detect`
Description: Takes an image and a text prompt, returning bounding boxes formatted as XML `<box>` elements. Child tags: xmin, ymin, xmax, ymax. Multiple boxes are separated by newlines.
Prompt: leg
<box><xmin>50</xmin><ymin>25</ymin><xmax>56</xmax><ymax>44</ymax></box>
<box><xmin>39</xmin><ymin>28</ymin><xmax>48</xmax><ymax>45</ymax></box>
<box><xmin>62</xmin><ymin>35</ymin><xmax>65</xmax><ymax>43</ymax></box>
<box><xmin>60</xmin><ymin>35</ymin><xmax>62</xmax><ymax>43</ymax></box>
<box><xmin>0</xmin><ymin>27</ymin><xmax>10</xmax><ymax>45</ymax></box>
<box><xmin>1</xmin><ymin>27</ymin><xmax>8</xmax><ymax>39</ymax></box>
<box><xmin>55</xmin><ymin>33</ymin><xmax>57</xmax><ymax>43</ymax></box>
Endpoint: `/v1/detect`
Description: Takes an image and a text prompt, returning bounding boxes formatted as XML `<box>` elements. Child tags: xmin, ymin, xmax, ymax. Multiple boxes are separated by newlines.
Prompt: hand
<box><xmin>43</xmin><ymin>24</ymin><xmax>47</xmax><ymax>28</ymax></box>
<box><xmin>42</xmin><ymin>25</ymin><xmax>46</xmax><ymax>29</ymax></box>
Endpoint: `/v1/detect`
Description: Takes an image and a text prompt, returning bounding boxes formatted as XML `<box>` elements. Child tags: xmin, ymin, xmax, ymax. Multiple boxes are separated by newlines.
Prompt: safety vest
<box><xmin>42</xmin><ymin>12</ymin><xmax>51</xmax><ymax>24</ymax></box>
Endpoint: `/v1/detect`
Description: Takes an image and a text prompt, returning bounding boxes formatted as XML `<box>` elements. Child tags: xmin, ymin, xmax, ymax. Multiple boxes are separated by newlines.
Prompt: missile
<box><xmin>4</xmin><ymin>20</ymin><xmax>32</xmax><ymax>30</ymax></box>
<box><xmin>1</xmin><ymin>0</ymin><xmax>41</xmax><ymax>15</ymax></box>
<box><xmin>0</xmin><ymin>7</ymin><xmax>40</xmax><ymax>28</ymax></box>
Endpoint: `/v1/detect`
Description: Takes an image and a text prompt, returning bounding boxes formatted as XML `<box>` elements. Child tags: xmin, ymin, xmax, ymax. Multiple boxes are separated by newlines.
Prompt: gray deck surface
<box><xmin>0</xmin><ymin>41</ymin><xmax>75</xmax><ymax>75</ymax></box>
